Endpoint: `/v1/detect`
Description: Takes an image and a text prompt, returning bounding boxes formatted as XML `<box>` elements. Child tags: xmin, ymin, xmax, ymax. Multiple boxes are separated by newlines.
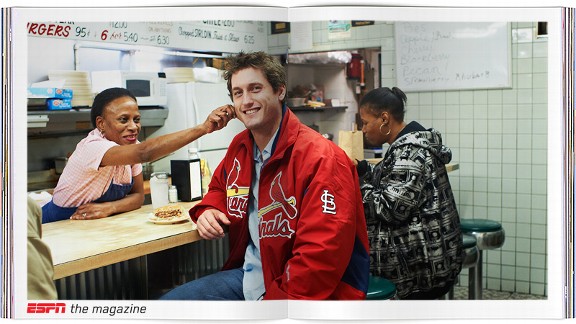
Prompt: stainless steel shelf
<box><xmin>27</xmin><ymin>107</ymin><xmax>169</xmax><ymax>136</ymax></box>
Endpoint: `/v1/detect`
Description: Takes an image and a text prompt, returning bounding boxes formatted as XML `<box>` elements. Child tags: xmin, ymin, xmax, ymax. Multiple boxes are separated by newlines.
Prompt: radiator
<box><xmin>173</xmin><ymin>234</ymin><xmax>230</xmax><ymax>285</ymax></box>
<box><xmin>55</xmin><ymin>257</ymin><xmax>148</xmax><ymax>300</ymax></box>
<box><xmin>55</xmin><ymin>235</ymin><xmax>229</xmax><ymax>300</ymax></box>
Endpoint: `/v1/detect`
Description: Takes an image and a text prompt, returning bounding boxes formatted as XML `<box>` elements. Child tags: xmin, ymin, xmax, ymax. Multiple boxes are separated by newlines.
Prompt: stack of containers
<box><xmin>27</xmin><ymin>87</ymin><xmax>73</xmax><ymax>110</ymax></box>
<box><xmin>48</xmin><ymin>70</ymin><xmax>94</xmax><ymax>107</ymax></box>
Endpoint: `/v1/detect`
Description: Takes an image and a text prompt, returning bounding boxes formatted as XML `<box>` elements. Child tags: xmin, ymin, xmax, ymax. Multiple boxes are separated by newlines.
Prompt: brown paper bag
<box><xmin>338</xmin><ymin>130</ymin><xmax>364</xmax><ymax>162</ymax></box>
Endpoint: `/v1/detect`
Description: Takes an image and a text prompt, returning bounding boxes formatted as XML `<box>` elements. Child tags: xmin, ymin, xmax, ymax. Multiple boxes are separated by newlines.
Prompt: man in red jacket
<box><xmin>160</xmin><ymin>51</ymin><xmax>369</xmax><ymax>300</ymax></box>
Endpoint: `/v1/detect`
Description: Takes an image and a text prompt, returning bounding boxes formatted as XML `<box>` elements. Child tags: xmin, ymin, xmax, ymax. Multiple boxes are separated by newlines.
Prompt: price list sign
<box><xmin>27</xmin><ymin>20</ymin><xmax>268</xmax><ymax>52</ymax></box>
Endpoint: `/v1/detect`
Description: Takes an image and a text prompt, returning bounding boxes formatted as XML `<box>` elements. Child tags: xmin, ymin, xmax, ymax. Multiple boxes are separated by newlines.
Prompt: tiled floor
<box><xmin>451</xmin><ymin>285</ymin><xmax>546</xmax><ymax>300</ymax></box>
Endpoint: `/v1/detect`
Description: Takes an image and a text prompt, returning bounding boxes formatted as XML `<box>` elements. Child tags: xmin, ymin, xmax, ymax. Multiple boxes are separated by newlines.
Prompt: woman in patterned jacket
<box><xmin>356</xmin><ymin>86</ymin><xmax>463</xmax><ymax>299</ymax></box>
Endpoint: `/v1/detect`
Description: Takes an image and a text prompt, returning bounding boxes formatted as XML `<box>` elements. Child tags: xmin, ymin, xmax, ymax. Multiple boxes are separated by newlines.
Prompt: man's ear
<box><xmin>278</xmin><ymin>86</ymin><xmax>286</xmax><ymax>100</ymax></box>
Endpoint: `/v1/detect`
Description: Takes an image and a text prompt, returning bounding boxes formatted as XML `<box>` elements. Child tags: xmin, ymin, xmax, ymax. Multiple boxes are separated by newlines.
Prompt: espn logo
<box><xmin>27</xmin><ymin>302</ymin><xmax>66</xmax><ymax>313</ymax></box>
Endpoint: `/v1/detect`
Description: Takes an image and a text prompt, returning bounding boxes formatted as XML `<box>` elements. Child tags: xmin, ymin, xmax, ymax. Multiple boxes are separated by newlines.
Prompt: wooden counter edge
<box><xmin>365</xmin><ymin>159</ymin><xmax>459</xmax><ymax>172</ymax></box>
<box><xmin>53</xmin><ymin>228</ymin><xmax>201</xmax><ymax>280</ymax></box>
<box><xmin>445</xmin><ymin>163</ymin><xmax>459</xmax><ymax>172</ymax></box>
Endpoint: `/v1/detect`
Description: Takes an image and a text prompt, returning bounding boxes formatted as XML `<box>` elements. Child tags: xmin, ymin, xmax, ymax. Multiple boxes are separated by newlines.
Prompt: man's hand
<box><xmin>196</xmin><ymin>208</ymin><xmax>231</xmax><ymax>240</ymax></box>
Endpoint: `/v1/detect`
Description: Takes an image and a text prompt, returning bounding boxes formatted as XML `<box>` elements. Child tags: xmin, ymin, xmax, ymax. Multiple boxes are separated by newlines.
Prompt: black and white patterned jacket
<box><xmin>359</xmin><ymin>122</ymin><xmax>463</xmax><ymax>299</ymax></box>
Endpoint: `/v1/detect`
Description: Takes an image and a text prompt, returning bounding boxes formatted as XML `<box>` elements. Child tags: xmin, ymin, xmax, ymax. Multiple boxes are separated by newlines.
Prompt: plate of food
<box><xmin>148</xmin><ymin>204</ymin><xmax>189</xmax><ymax>225</ymax></box>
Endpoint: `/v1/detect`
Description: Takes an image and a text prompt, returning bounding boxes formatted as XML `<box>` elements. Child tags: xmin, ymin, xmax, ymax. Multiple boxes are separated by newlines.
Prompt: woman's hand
<box><xmin>204</xmin><ymin>104</ymin><xmax>236</xmax><ymax>133</ymax></box>
<box><xmin>70</xmin><ymin>176</ymin><xmax>144</xmax><ymax>221</ymax></box>
<box><xmin>70</xmin><ymin>202</ymin><xmax>113</xmax><ymax>220</ymax></box>
<box><xmin>356</xmin><ymin>159</ymin><xmax>369</xmax><ymax>177</ymax></box>
<box><xmin>101</xmin><ymin>104</ymin><xmax>236</xmax><ymax>166</ymax></box>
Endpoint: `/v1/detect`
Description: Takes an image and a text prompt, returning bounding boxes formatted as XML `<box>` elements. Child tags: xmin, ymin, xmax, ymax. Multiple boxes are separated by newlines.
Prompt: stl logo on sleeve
<box><xmin>321</xmin><ymin>189</ymin><xmax>337</xmax><ymax>215</ymax></box>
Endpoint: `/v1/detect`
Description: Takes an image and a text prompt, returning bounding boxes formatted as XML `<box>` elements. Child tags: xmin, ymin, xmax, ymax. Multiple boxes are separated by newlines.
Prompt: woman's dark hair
<box><xmin>223</xmin><ymin>51</ymin><xmax>286</xmax><ymax>102</ymax></box>
<box><xmin>90</xmin><ymin>87</ymin><xmax>137</xmax><ymax>128</ymax></box>
<box><xmin>359</xmin><ymin>87</ymin><xmax>407</xmax><ymax>122</ymax></box>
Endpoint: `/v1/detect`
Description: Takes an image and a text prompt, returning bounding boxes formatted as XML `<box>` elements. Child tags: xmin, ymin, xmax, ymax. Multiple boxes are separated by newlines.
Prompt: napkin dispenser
<box><xmin>170</xmin><ymin>159</ymin><xmax>202</xmax><ymax>202</ymax></box>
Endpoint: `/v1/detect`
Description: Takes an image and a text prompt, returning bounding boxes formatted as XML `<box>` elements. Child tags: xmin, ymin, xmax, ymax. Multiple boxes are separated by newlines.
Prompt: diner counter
<box><xmin>42</xmin><ymin>201</ymin><xmax>201</xmax><ymax>280</ymax></box>
<box><xmin>40</xmin><ymin>162</ymin><xmax>458</xmax><ymax>280</ymax></box>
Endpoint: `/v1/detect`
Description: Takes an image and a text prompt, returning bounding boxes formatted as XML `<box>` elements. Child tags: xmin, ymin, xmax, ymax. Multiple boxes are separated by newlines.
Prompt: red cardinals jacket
<box><xmin>190</xmin><ymin>108</ymin><xmax>370</xmax><ymax>300</ymax></box>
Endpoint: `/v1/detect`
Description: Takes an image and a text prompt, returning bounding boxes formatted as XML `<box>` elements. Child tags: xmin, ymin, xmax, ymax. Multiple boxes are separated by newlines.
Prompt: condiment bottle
<box><xmin>169</xmin><ymin>185</ymin><xmax>178</xmax><ymax>203</ymax></box>
<box><xmin>188</xmin><ymin>147</ymin><xmax>200</xmax><ymax>160</ymax></box>
<box><xmin>190</xmin><ymin>147</ymin><xmax>211</xmax><ymax>196</ymax></box>
<box><xmin>200</xmin><ymin>159</ymin><xmax>211</xmax><ymax>196</ymax></box>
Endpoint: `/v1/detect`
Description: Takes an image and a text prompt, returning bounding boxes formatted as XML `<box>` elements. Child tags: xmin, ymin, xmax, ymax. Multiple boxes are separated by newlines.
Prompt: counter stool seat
<box><xmin>367</xmin><ymin>275</ymin><xmax>397</xmax><ymax>300</ymax></box>
<box><xmin>460</xmin><ymin>219</ymin><xmax>505</xmax><ymax>300</ymax></box>
<box><xmin>460</xmin><ymin>219</ymin><xmax>505</xmax><ymax>250</ymax></box>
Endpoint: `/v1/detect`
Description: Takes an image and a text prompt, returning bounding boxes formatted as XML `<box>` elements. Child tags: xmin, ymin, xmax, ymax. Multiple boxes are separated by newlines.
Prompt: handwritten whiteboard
<box><xmin>395</xmin><ymin>22</ymin><xmax>511</xmax><ymax>92</ymax></box>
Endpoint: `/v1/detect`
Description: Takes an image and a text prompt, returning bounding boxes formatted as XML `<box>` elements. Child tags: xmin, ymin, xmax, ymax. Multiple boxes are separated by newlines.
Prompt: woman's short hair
<box><xmin>359</xmin><ymin>87</ymin><xmax>407</xmax><ymax>122</ymax></box>
<box><xmin>90</xmin><ymin>87</ymin><xmax>137</xmax><ymax>127</ymax></box>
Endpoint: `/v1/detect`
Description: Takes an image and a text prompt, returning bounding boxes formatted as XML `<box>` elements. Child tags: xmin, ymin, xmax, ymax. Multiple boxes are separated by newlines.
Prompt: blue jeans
<box><xmin>159</xmin><ymin>268</ymin><xmax>245</xmax><ymax>300</ymax></box>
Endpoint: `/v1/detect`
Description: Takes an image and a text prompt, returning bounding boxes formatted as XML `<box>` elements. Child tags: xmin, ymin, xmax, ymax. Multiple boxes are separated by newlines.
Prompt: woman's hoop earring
<box><xmin>379</xmin><ymin>123</ymin><xmax>391</xmax><ymax>136</ymax></box>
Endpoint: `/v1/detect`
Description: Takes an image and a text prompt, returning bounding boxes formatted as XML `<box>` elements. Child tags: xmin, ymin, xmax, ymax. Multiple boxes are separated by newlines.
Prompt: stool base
<box><xmin>468</xmin><ymin>250</ymin><xmax>483</xmax><ymax>299</ymax></box>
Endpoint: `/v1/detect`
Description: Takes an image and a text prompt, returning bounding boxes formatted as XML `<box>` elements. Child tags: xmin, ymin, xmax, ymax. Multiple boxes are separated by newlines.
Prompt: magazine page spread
<box><xmin>3</xmin><ymin>2</ymin><xmax>568</xmax><ymax>321</ymax></box>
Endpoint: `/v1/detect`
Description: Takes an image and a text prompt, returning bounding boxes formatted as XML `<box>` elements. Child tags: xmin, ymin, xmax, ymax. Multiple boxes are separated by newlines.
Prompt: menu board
<box><xmin>395</xmin><ymin>22</ymin><xmax>511</xmax><ymax>92</ymax></box>
<box><xmin>26</xmin><ymin>20</ymin><xmax>268</xmax><ymax>52</ymax></box>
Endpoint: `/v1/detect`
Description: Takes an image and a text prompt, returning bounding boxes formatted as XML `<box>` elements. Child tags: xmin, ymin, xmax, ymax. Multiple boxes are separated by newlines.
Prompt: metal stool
<box><xmin>445</xmin><ymin>234</ymin><xmax>479</xmax><ymax>299</ymax></box>
<box><xmin>460</xmin><ymin>219</ymin><xmax>505</xmax><ymax>300</ymax></box>
<box><xmin>462</xmin><ymin>233</ymin><xmax>480</xmax><ymax>269</ymax></box>
<box><xmin>366</xmin><ymin>275</ymin><xmax>397</xmax><ymax>300</ymax></box>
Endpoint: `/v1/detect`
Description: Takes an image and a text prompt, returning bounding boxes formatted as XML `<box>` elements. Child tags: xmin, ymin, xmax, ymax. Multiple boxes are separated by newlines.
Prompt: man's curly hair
<box><xmin>222</xmin><ymin>51</ymin><xmax>286</xmax><ymax>102</ymax></box>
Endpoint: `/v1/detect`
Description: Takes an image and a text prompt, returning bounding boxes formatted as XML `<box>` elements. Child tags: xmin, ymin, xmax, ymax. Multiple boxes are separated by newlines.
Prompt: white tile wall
<box><xmin>269</xmin><ymin>21</ymin><xmax>547</xmax><ymax>297</ymax></box>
